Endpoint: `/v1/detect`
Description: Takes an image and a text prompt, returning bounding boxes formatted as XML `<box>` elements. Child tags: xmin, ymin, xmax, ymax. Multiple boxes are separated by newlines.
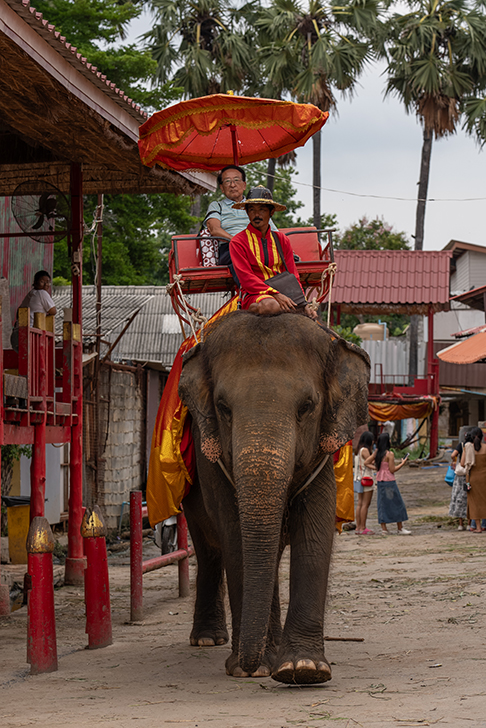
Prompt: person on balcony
<box><xmin>230</xmin><ymin>186</ymin><xmax>317</xmax><ymax>319</ymax></box>
<box><xmin>10</xmin><ymin>270</ymin><xmax>56</xmax><ymax>351</ymax></box>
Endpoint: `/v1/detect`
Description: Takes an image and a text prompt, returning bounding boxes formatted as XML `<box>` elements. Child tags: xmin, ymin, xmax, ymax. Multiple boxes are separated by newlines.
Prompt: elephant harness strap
<box><xmin>216</xmin><ymin>453</ymin><xmax>330</xmax><ymax>504</ymax></box>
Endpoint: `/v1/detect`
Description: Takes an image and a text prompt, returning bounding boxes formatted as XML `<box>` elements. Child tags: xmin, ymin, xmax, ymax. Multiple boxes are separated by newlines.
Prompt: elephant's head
<box><xmin>180</xmin><ymin>314</ymin><xmax>370</xmax><ymax>471</ymax></box>
<box><xmin>179</xmin><ymin>312</ymin><xmax>369</xmax><ymax>673</ymax></box>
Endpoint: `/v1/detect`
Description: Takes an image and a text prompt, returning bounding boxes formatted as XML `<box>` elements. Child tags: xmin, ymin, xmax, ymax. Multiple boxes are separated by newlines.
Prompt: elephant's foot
<box><xmin>190</xmin><ymin>625</ymin><xmax>229</xmax><ymax>647</ymax></box>
<box><xmin>225</xmin><ymin>651</ymin><xmax>273</xmax><ymax>678</ymax></box>
<box><xmin>272</xmin><ymin>655</ymin><xmax>332</xmax><ymax>684</ymax></box>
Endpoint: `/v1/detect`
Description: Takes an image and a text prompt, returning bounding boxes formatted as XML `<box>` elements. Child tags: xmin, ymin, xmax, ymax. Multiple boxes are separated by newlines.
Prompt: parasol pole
<box><xmin>230</xmin><ymin>125</ymin><xmax>239</xmax><ymax>165</ymax></box>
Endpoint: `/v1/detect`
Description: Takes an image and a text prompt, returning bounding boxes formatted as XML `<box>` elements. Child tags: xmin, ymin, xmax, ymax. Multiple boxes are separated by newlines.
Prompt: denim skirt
<box><xmin>376</xmin><ymin>480</ymin><xmax>408</xmax><ymax>524</ymax></box>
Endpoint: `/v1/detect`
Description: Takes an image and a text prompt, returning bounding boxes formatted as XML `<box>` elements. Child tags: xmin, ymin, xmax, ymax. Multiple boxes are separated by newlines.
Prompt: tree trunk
<box><xmin>313</xmin><ymin>130</ymin><xmax>321</xmax><ymax>229</ymax></box>
<box><xmin>409</xmin><ymin>127</ymin><xmax>433</xmax><ymax>380</ymax></box>
<box><xmin>414</xmin><ymin>127</ymin><xmax>433</xmax><ymax>251</ymax></box>
<box><xmin>266</xmin><ymin>158</ymin><xmax>276</xmax><ymax>193</ymax></box>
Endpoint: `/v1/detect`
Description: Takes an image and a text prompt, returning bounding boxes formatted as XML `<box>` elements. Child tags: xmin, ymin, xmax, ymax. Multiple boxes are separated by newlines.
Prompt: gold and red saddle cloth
<box><xmin>146</xmin><ymin>297</ymin><xmax>354</xmax><ymax>531</ymax></box>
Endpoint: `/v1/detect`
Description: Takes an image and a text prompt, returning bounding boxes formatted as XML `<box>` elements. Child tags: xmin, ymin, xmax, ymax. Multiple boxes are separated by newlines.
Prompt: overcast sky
<box><xmin>128</xmin><ymin>11</ymin><xmax>486</xmax><ymax>253</ymax></box>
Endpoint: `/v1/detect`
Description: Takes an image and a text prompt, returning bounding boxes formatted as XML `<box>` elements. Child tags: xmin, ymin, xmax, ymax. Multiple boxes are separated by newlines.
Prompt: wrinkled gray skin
<box><xmin>178</xmin><ymin>312</ymin><xmax>370</xmax><ymax>684</ymax></box>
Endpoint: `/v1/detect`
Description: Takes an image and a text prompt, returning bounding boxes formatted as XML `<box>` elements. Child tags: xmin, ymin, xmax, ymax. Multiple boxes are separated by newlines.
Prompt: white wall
<box><xmin>434</xmin><ymin>303</ymin><xmax>485</xmax><ymax>341</ymax></box>
<box><xmin>451</xmin><ymin>250</ymin><xmax>486</xmax><ymax>295</ymax></box>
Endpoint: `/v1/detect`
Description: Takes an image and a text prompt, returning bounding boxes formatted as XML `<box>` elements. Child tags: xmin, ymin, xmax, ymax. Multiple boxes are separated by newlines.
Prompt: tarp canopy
<box><xmin>368</xmin><ymin>397</ymin><xmax>438</xmax><ymax>422</ymax></box>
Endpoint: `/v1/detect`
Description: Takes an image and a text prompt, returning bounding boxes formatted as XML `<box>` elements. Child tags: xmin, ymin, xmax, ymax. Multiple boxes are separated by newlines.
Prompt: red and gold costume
<box><xmin>230</xmin><ymin>223</ymin><xmax>305</xmax><ymax>309</ymax></box>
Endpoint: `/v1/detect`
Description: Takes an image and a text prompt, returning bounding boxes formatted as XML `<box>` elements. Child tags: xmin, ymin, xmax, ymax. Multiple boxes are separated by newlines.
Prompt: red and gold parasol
<box><xmin>138</xmin><ymin>93</ymin><xmax>328</xmax><ymax>172</ymax></box>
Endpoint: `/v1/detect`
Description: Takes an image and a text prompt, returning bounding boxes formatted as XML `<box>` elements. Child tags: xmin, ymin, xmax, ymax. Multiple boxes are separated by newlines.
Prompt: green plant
<box><xmin>331</xmin><ymin>324</ymin><xmax>362</xmax><ymax>346</ymax></box>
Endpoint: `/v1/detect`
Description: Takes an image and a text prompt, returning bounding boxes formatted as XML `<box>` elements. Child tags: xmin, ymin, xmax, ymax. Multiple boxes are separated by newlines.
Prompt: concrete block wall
<box><xmin>99</xmin><ymin>369</ymin><xmax>144</xmax><ymax>530</ymax></box>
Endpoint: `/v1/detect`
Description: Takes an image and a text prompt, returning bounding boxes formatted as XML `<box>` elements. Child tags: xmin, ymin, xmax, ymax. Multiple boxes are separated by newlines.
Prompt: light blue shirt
<box><xmin>205</xmin><ymin>196</ymin><xmax>277</xmax><ymax>237</ymax></box>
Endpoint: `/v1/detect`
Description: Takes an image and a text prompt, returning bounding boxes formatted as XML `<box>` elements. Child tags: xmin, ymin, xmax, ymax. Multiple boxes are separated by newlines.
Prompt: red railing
<box><xmin>129</xmin><ymin>491</ymin><xmax>194</xmax><ymax>621</ymax></box>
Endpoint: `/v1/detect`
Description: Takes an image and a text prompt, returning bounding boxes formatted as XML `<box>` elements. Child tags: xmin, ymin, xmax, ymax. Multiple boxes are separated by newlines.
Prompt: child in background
<box><xmin>353</xmin><ymin>431</ymin><xmax>375</xmax><ymax>535</ymax></box>
<box><xmin>365</xmin><ymin>433</ymin><xmax>411</xmax><ymax>535</ymax></box>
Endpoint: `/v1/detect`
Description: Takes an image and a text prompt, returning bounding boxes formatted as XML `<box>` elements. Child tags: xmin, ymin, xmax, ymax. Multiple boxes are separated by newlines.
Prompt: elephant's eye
<box><xmin>297</xmin><ymin>399</ymin><xmax>315</xmax><ymax>419</ymax></box>
<box><xmin>217</xmin><ymin>400</ymin><xmax>232</xmax><ymax>420</ymax></box>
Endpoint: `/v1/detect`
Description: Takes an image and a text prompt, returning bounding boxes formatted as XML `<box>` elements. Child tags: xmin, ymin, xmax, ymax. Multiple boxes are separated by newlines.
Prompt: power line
<box><xmin>268</xmin><ymin>171</ymin><xmax>486</xmax><ymax>203</ymax></box>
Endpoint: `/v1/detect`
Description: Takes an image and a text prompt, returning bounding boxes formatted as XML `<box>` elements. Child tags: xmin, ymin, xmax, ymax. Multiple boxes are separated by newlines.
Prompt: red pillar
<box><xmin>177</xmin><ymin>511</ymin><xmax>190</xmax><ymax>598</ymax></box>
<box><xmin>130</xmin><ymin>491</ymin><xmax>143</xmax><ymax>622</ymax></box>
<box><xmin>30</xmin><ymin>414</ymin><xmax>46</xmax><ymax>519</ymax></box>
<box><xmin>65</xmin><ymin>162</ymin><xmax>85</xmax><ymax>586</ymax></box>
<box><xmin>0</xmin><ymin>303</ymin><xmax>7</xmax><ymax>616</ymax></box>
<box><xmin>26</xmin><ymin>517</ymin><xmax>58</xmax><ymax>674</ymax></box>
<box><xmin>428</xmin><ymin>307</ymin><xmax>439</xmax><ymax>458</ymax></box>
<box><xmin>81</xmin><ymin>506</ymin><xmax>112</xmax><ymax>649</ymax></box>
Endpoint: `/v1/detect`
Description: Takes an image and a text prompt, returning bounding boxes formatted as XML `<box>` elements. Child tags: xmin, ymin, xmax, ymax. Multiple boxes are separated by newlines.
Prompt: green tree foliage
<box><xmin>31</xmin><ymin>0</ymin><xmax>179</xmax><ymax>109</ymax></box>
<box><xmin>336</xmin><ymin>216</ymin><xmax>410</xmax><ymax>250</ymax></box>
<box><xmin>54</xmin><ymin>194</ymin><xmax>196</xmax><ymax>285</ymax></box>
<box><xmin>376</xmin><ymin>0</ymin><xmax>486</xmax><ymax>250</ymax></box>
<box><xmin>145</xmin><ymin>0</ymin><xmax>257</xmax><ymax>97</ymax></box>
<box><xmin>257</xmin><ymin>0</ymin><xmax>379</xmax><ymax>222</ymax></box>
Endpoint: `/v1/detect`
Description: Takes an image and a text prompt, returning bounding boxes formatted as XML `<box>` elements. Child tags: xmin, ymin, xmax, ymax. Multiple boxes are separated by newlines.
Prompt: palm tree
<box><xmin>257</xmin><ymin>0</ymin><xmax>379</xmax><ymax>225</ymax></box>
<box><xmin>377</xmin><ymin>0</ymin><xmax>486</xmax><ymax>251</ymax></box>
<box><xmin>145</xmin><ymin>0</ymin><xmax>256</xmax><ymax>98</ymax></box>
<box><xmin>377</xmin><ymin>0</ymin><xmax>486</xmax><ymax>378</ymax></box>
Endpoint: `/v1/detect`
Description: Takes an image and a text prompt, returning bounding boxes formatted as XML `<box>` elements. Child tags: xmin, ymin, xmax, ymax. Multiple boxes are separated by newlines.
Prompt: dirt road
<box><xmin>1</xmin><ymin>464</ymin><xmax>486</xmax><ymax>727</ymax></box>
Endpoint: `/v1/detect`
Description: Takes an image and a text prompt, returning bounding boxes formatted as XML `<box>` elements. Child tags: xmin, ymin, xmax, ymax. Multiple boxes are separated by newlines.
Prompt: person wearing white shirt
<box><xmin>10</xmin><ymin>270</ymin><xmax>56</xmax><ymax>351</ymax></box>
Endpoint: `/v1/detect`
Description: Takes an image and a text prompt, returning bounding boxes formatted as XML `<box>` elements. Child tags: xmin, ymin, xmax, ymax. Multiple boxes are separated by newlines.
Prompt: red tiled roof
<box><xmin>437</xmin><ymin>331</ymin><xmax>486</xmax><ymax>364</ymax></box>
<box><xmin>332</xmin><ymin>250</ymin><xmax>452</xmax><ymax>314</ymax></box>
<box><xmin>4</xmin><ymin>0</ymin><xmax>148</xmax><ymax>121</ymax></box>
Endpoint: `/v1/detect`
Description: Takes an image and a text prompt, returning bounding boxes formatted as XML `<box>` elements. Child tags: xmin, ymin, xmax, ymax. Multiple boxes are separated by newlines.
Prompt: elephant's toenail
<box><xmin>251</xmin><ymin>665</ymin><xmax>271</xmax><ymax>677</ymax></box>
<box><xmin>277</xmin><ymin>661</ymin><xmax>294</xmax><ymax>673</ymax></box>
<box><xmin>232</xmin><ymin>666</ymin><xmax>249</xmax><ymax>677</ymax></box>
<box><xmin>198</xmin><ymin>637</ymin><xmax>215</xmax><ymax>646</ymax></box>
<box><xmin>296</xmin><ymin>659</ymin><xmax>316</xmax><ymax>671</ymax></box>
<box><xmin>317</xmin><ymin>661</ymin><xmax>332</xmax><ymax>676</ymax></box>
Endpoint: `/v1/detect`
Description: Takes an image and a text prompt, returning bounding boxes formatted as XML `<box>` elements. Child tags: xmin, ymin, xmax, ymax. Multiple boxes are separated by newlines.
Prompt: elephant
<box><xmin>178</xmin><ymin>311</ymin><xmax>370</xmax><ymax>684</ymax></box>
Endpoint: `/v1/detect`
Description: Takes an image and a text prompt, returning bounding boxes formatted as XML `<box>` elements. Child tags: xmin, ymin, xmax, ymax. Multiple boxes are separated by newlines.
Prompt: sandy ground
<box><xmin>1</xmin><ymin>463</ymin><xmax>486</xmax><ymax>728</ymax></box>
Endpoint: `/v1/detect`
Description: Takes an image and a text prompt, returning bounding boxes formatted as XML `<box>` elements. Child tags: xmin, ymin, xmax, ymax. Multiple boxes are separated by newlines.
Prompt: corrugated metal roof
<box><xmin>437</xmin><ymin>332</ymin><xmax>486</xmax><ymax>364</ymax></box>
<box><xmin>52</xmin><ymin>286</ymin><xmax>230</xmax><ymax>368</ymax></box>
<box><xmin>332</xmin><ymin>250</ymin><xmax>452</xmax><ymax>314</ymax></box>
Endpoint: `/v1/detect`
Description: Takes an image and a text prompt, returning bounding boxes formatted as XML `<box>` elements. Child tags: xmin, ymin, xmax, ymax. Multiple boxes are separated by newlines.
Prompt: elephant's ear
<box><xmin>179</xmin><ymin>346</ymin><xmax>222</xmax><ymax>463</ymax></box>
<box><xmin>320</xmin><ymin>337</ymin><xmax>370</xmax><ymax>453</ymax></box>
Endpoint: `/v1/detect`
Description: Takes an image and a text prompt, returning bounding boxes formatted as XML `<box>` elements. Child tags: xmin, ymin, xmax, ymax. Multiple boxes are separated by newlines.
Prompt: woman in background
<box><xmin>365</xmin><ymin>433</ymin><xmax>410</xmax><ymax>535</ymax></box>
<box><xmin>461</xmin><ymin>427</ymin><xmax>486</xmax><ymax>533</ymax></box>
<box><xmin>354</xmin><ymin>431</ymin><xmax>375</xmax><ymax>535</ymax></box>
<box><xmin>448</xmin><ymin>441</ymin><xmax>468</xmax><ymax>530</ymax></box>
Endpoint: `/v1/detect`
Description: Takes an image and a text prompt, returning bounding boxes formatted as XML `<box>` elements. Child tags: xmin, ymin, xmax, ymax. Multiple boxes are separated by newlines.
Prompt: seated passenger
<box><xmin>204</xmin><ymin>165</ymin><xmax>277</xmax><ymax>271</ymax></box>
<box><xmin>10</xmin><ymin>270</ymin><xmax>57</xmax><ymax>351</ymax></box>
<box><xmin>230</xmin><ymin>186</ymin><xmax>317</xmax><ymax>319</ymax></box>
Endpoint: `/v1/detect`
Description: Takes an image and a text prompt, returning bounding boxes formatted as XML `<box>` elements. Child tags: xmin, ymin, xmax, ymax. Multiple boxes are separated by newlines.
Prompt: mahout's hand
<box><xmin>273</xmin><ymin>292</ymin><xmax>297</xmax><ymax>312</ymax></box>
<box><xmin>304</xmin><ymin>304</ymin><xmax>318</xmax><ymax>320</ymax></box>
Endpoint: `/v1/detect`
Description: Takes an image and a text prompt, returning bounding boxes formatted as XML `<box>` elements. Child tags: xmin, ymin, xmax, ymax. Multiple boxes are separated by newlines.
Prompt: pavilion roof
<box><xmin>331</xmin><ymin>250</ymin><xmax>452</xmax><ymax>315</ymax></box>
<box><xmin>0</xmin><ymin>0</ymin><xmax>215</xmax><ymax>196</ymax></box>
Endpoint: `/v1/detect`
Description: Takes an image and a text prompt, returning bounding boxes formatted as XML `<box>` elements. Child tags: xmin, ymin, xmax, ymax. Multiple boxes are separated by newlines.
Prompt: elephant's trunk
<box><xmin>233</xmin><ymin>419</ymin><xmax>295</xmax><ymax>674</ymax></box>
